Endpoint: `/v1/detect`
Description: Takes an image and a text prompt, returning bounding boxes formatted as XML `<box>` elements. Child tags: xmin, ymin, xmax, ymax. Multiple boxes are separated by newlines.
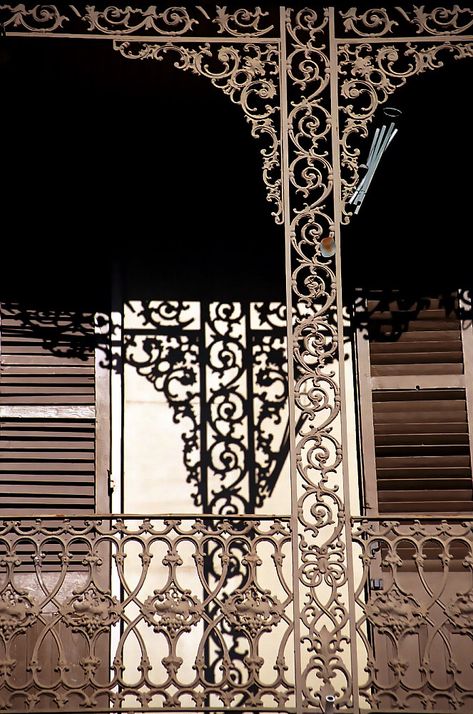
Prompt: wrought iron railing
<box><xmin>0</xmin><ymin>515</ymin><xmax>293</xmax><ymax>712</ymax></box>
<box><xmin>352</xmin><ymin>517</ymin><xmax>473</xmax><ymax>713</ymax></box>
<box><xmin>2</xmin><ymin>515</ymin><xmax>473</xmax><ymax>712</ymax></box>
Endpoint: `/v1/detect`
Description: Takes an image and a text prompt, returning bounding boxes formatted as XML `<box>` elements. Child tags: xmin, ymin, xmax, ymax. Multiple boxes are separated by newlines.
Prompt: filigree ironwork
<box><xmin>338</xmin><ymin>5</ymin><xmax>473</xmax><ymax>38</ymax></box>
<box><xmin>113</xmin><ymin>39</ymin><xmax>282</xmax><ymax>223</ymax></box>
<box><xmin>339</xmin><ymin>40</ymin><xmax>473</xmax><ymax>219</ymax></box>
<box><xmin>0</xmin><ymin>4</ymin><xmax>282</xmax><ymax>38</ymax></box>
<box><xmin>285</xmin><ymin>7</ymin><xmax>349</xmax><ymax>709</ymax></box>
<box><xmin>340</xmin><ymin>8</ymin><xmax>398</xmax><ymax>38</ymax></box>
<box><xmin>221</xmin><ymin>585</ymin><xmax>283</xmax><ymax>637</ymax></box>
<box><xmin>0</xmin><ymin>516</ymin><xmax>293</xmax><ymax>711</ymax></box>
<box><xmin>448</xmin><ymin>591</ymin><xmax>473</xmax><ymax>630</ymax></box>
<box><xmin>0</xmin><ymin>586</ymin><xmax>37</xmax><ymax>641</ymax></box>
<box><xmin>80</xmin><ymin>5</ymin><xmax>198</xmax><ymax>36</ymax></box>
<box><xmin>365</xmin><ymin>585</ymin><xmax>426</xmax><ymax>636</ymax></box>
<box><xmin>353</xmin><ymin>518</ymin><xmax>473</xmax><ymax>711</ymax></box>
<box><xmin>214</xmin><ymin>6</ymin><xmax>274</xmax><ymax>37</ymax></box>
<box><xmin>61</xmin><ymin>585</ymin><xmax>121</xmax><ymax>637</ymax></box>
<box><xmin>2</xmin><ymin>6</ymin><xmax>473</xmax><ymax>712</ymax></box>
<box><xmin>142</xmin><ymin>586</ymin><xmax>202</xmax><ymax>637</ymax></box>
<box><xmin>0</xmin><ymin>4</ymin><xmax>68</xmax><ymax>32</ymax></box>
<box><xmin>396</xmin><ymin>5</ymin><xmax>473</xmax><ymax>36</ymax></box>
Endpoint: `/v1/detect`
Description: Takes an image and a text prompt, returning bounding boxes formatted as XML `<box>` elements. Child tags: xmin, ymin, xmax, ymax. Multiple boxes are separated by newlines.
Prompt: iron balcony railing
<box><xmin>0</xmin><ymin>515</ymin><xmax>472</xmax><ymax>712</ymax></box>
<box><xmin>0</xmin><ymin>515</ymin><xmax>294</xmax><ymax>712</ymax></box>
<box><xmin>351</xmin><ymin>516</ymin><xmax>473</xmax><ymax>713</ymax></box>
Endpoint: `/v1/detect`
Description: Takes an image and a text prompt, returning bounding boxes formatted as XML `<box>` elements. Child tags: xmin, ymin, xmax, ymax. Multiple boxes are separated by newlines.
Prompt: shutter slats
<box><xmin>379</xmin><ymin>501</ymin><xmax>472</xmax><ymax>514</ymax></box>
<box><xmin>2</xmin><ymin>450</ymin><xmax>94</xmax><ymax>460</ymax></box>
<box><xmin>2</xmin><ymin>366</ymin><xmax>94</xmax><ymax>375</ymax></box>
<box><xmin>378</xmin><ymin>478</ymin><xmax>472</xmax><ymax>490</ymax></box>
<box><xmin>377</xmin><ymin>455</ymin><xmax>470</xmax><ymax>468</ymax></box>
<box><xmin>371</xmin><ymin>351</ymin><xmax>463</xmax><ymax>365</ymax></box>
<box><xmin>377</xmin><ymin>433</ymin><xmax>468</xmax><ymax>445</ymax></box>
<box><xmin>375</xmin><ymin>422</ymin><xmax>468</xmax><ymax>434</ymax></box>
<box><xmin>371</xmin><ymin>363</ymin><xmax>464</xmax><ymax>376</ymax></box>
<box><xmin>378</xmin><ymin>489</ymin><xmax>473</xmax><ymax>502</ymax></box>
<box><xmin>0</xmin><ymin>473</ymin><xmax>93</xmax><ymax>483</ymax></box>
<box><xmin>0</xmin><ymin>303</ymin><xmax>98</xmax><ymax>518</ymax></box>
<box><xmin>1</xmin><ymin>483</ymin><xmax>95</xmax><ymax>495</ymax></box>
<box><xmin>359</xmin><ymin>289</ymin><xmax>473</xmax><ymax>515</ymax></box>
<box><xmin>371</xmin><ymin>341</ymin><xmax>461</xmax><ymax>354</ymax></box>
<box><xmin>1</xmin><ymin>354</ymin><xmax>92</xmax><ymax>365</ymax></box>
<box><xmin>0</xmin><ymin>395</ymin><xmax>95</xmax><ymax>404</ymax></box>
<box><xmin>371</xmin><ymin>329</ymin><xmax>461</xmax><ymax>342</ymax></box>
<box><xmin>374</xmin><ymin>410</ymin><xmax>466</xmax><ymax>423</ymax></box>
<box><xmin>0</xmin><ymin>440</ymin><xmax>95</xmax><ymax>449</ymax></box>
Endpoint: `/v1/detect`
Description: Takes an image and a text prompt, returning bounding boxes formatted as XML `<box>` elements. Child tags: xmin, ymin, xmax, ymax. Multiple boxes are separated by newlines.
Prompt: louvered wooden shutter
<box><xmin>356</xmin><ymin>290</ymin><xmax>473</xmax><ymax>514</ymax></box>
<box><xmin>0</xmin><ymin>303</ymin><xmax>109</xmax><ymax>517</ymax></box>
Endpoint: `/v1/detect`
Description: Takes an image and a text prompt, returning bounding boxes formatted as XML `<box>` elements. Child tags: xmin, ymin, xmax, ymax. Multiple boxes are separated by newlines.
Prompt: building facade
<box><xmin>0</xmin><ymin>4</ymin><xmax>472</xmax><ymax>712</ymax></box>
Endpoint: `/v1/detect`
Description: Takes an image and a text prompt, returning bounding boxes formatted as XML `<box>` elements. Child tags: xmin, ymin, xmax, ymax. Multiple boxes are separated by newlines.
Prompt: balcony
<box><xmin>1</xmin><ymin>515</ymin><xmax>473</xmax><ymax>712</ymax></box>
<box><xmin>351</xmin><ymin>517</ymin><xmax>473</xmax><ymax>713</ymax></box>
<box><xmin>0</xmin><ymin>515</ymin><xmax>294</xmax><ymax>712</ymax></box>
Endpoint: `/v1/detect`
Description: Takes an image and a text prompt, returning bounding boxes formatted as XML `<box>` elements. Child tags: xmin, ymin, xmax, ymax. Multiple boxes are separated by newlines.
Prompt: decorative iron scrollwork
<box><xmin>396</xmin><ymin>5</ymin><xmax>473</xmax><ymax>36</ymax></box>
<box><xmin>338</xmin><ymin>5</ymin><xmax>473</xmax><ymax>38</ymax></box>
<box><xmin>213</xmin><ymin>6</ymin><xmax>274</xmax><ymax>37</ymax></box>
<box><xmin>339</xmin><ymin>40</ymin><xmax>473</xmax><ymax>220</ymax></box>
<box><xmin>0</xmin><ymin>586</ymin><xmax>37</xmax><ymax>641</ymax></box>
<box><xmin>365</xmin><ymin>585</ymin><xmax>426</xmax><ymax>636</ymax></box>
<box><xmin>113</xmin><ymin>39</ymin><xmax>282</xmax><ymax>224</ymax></box>
<box><xmin>353</xmin><ymin>518</ymin><xmax>473</xmax><ymax>711</ymax></box>
<box><xmin>0</xmin><ymin>4</ymin><xmax>68</xmax><ymax>32</ymax></box>
<box><xmin>221</xmin><ymin>585</ymin><xmax>283</xmax><ymax>637</ymax></box>
<box><xmin>0</xmin><ymin>516</ymin><xmax>293</xmax><ymax>710</ymax></box>
<box><xmin>61</xmin><ymin>585</ymin><xmax>120</xmax><ymax>637</ymax></box>
<box><xmin>142</xmin><ymin>586</ymin><xmax>202</xmax><ymax>637</ymax></box>
<box><xmin>340</xmin><ymin>8</ymin><xmax>398</xmax><ymax>37</ymax></box>
<box><xmin>448</xmin><ymin>591</ymin><xmax>473</xmax><ymax>631</ymax></box>
<box><xmin>285</xmin><ymin>7</ymin><xmax>349</xmax><ymax>709</ymax></box>
<box><xmin>81</xmin><ymin>5</ymin><xmax>198</xmax><ymax>36</ymax></box>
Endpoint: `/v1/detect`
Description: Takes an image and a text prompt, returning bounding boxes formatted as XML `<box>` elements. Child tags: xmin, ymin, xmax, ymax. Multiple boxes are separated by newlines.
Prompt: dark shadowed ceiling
<box><xmin>0</xmin><ymin>33</ymin><xmax>284</xmax><ymax>305</ymax></box>
<box><xmin>342</xmin><ymin>56</ymin><xmax>473</xmax><ymax>294</ymax></box>
<box><xmin>1</xmin><ymin>27</ymin><xmax>471</xmax><ymax>307</ymax></box>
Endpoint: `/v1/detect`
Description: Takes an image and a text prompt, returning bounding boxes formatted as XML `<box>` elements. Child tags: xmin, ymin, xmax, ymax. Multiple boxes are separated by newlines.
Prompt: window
<box><xmin>354</xmin><ymin>289</ymin><xmax>473</xmax><ymax>515</ymax></box>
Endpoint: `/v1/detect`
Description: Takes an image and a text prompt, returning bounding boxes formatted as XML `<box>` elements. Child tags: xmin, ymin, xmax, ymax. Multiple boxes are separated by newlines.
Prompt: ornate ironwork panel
<box><xmin>284</xmin><ymin>7</ymin><xmax>351</xmax><ymax>710</ymax></box>
<box><xmin>352</xmin><ymin>518</ymin><xmax>473</xmax><ymax>713</ymax></box>
<box><xmin>0</xmin><ymin>516</ymin><xmax>293</xmax><ymax>711</ymax></box>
